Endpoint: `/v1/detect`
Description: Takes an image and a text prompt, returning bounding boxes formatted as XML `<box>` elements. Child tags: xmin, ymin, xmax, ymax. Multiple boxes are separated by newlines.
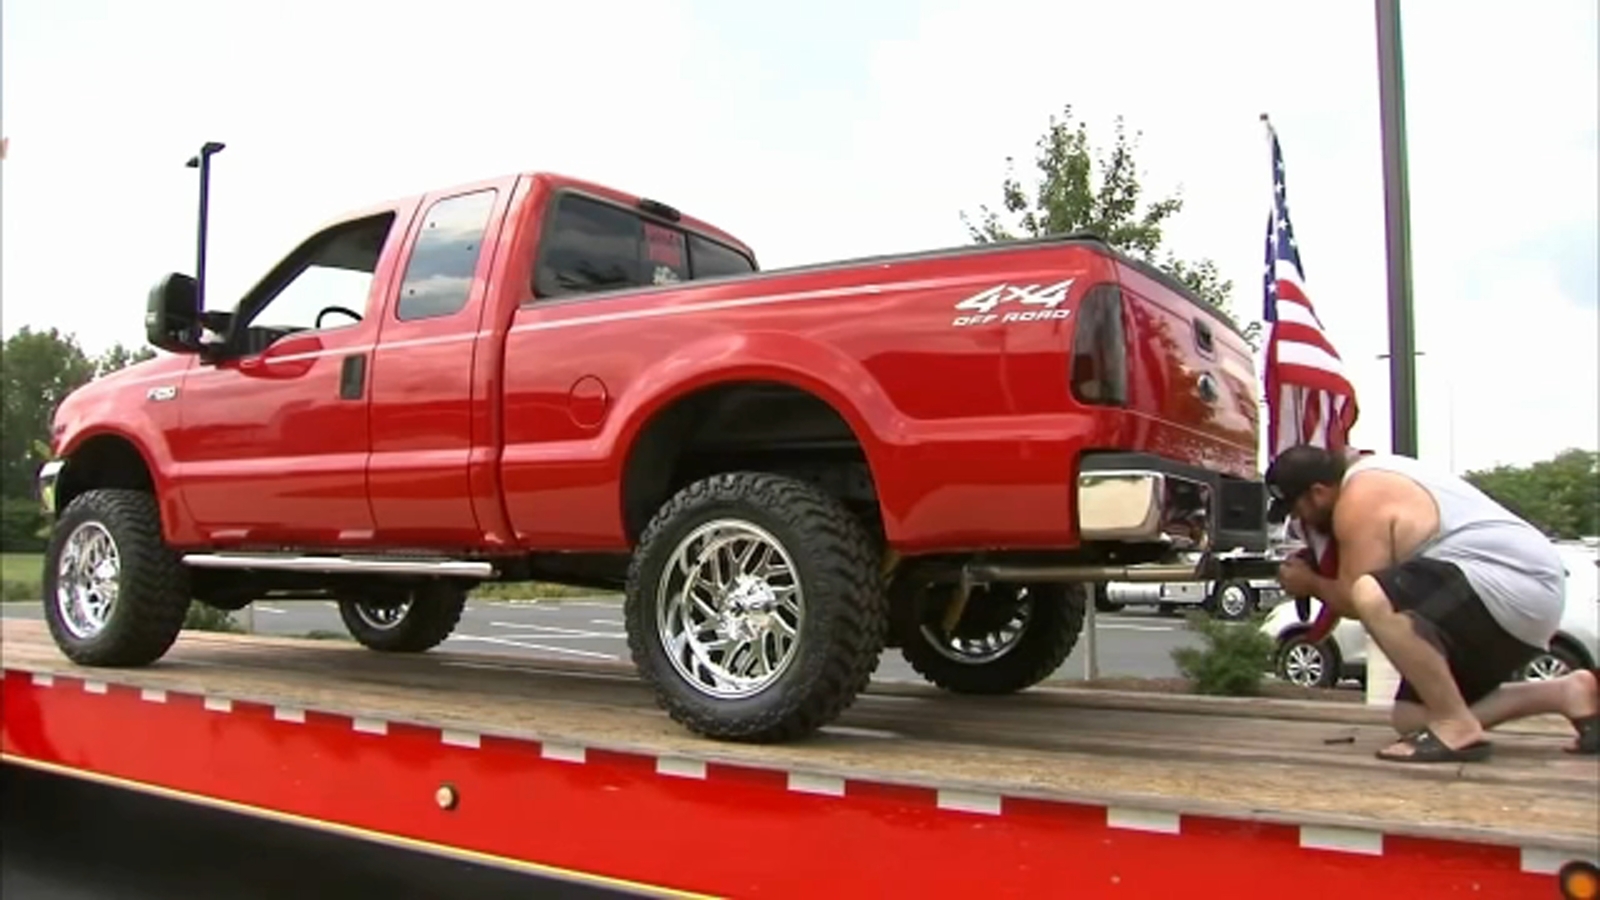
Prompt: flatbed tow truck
<box><xmin>6</xmin><ymin>152</ymin><xmax>1598</xmax><ymax>898</ymax></box>
<box><xmin>3</xmin><ymin>618</ymin><xmax>1596</xmax><ymax>898</ymax></box>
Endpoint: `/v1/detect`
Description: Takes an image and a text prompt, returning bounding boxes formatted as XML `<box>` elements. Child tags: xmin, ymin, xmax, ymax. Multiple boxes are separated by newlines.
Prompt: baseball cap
<box><xmin>1264</xmin><ymin>444</ymin><xmax>1345</xmax><ymax>524</ymax></box>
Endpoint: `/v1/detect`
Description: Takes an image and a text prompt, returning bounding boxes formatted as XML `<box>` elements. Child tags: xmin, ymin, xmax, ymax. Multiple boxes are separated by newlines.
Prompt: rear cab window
<box><xmin>532</xmin><ymin>193</ymin><xmax>755</xmax><ymax>300</ymax></box>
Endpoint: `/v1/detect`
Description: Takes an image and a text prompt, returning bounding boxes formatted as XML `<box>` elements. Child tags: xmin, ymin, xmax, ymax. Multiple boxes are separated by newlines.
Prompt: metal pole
<box><xmin>1375</xmin><ymin>0</ymin><xmax>1419</xmax><ymax>456</ymax></box>
<box><xmin>1083</xmin><ymin>586</ymin><xmax>1099</xmax><ymax>681</ymax></box>
<box><xmin>185</xmin><ymin>141</ymin><xmax>226</xmax><ymax>311</ymax></box>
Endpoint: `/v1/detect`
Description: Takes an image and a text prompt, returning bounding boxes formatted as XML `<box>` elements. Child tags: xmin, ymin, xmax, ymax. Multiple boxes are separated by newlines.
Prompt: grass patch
<box><xmin>2</xmin><ymin>552</ymin><xmax>42</xmax><ymax>602</ymax></box>
<box><xmin>301</xmin><ymin>629</ymin><xmax>352</xmax><ymax>641</ymax></box>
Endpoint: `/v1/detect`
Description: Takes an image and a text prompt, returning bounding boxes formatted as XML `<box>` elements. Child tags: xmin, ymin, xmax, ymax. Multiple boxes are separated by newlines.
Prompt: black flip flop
<box><xmin>1564</xmin><ymin>668</ymin><xmax>1600</xmax><ymax>755</ymax></box>
<box><xmin>1375</xmin><ymin>726</ymin><xmax>1493</xmax><ymax>763</ymax></box>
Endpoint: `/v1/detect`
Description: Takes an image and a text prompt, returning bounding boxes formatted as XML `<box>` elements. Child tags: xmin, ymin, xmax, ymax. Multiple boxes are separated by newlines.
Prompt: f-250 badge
<box><xmin>950</xmin><ymin>279</ymin><xmax>1074</xmax><ymax>328</ymax></box>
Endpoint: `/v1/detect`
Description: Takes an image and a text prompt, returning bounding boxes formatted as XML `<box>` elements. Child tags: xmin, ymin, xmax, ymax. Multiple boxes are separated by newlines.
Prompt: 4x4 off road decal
<box><xmin>950</xmin><ymin>279</ymin><xmax>1074</xmax><ymax>328</ymax></box>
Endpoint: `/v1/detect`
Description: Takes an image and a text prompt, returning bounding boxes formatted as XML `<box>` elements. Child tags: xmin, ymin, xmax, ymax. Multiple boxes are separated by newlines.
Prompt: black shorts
<box><xmin>1372</xmin><ymin>557</ymin><xmax>1544</xmax><ymax>706</ymax></box>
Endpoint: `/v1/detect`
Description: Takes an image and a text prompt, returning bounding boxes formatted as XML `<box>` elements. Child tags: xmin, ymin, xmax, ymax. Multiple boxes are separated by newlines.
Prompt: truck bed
<box><xmin>4</xmin><ymin>618</ymin><xmax>1594</xmax><ymax>856</ymax></box>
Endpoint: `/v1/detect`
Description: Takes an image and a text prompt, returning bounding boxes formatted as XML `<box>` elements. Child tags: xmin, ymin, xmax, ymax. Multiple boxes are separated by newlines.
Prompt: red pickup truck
<box><xmin>37</xmin><ymin>157</ymin><xmax>1271</xmax><ymax>742</ymax></box>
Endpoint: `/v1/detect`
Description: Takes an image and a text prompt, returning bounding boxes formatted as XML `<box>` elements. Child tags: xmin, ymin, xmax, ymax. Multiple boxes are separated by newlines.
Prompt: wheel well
<box><xmin>620</xmin><ymin>381</ymin><xmax>882</xmax><ymax>542</ymax></box>
<box><xmin>56</xmin><ymin>435</ymin><xmax>155</xmax><ymax>514</ymax></box>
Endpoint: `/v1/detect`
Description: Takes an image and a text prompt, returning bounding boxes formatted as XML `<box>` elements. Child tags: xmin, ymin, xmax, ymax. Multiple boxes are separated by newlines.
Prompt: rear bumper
<box><xmin>1076</xmin><ymin>452</ymin><xmax>1268</xmax><ymax>554</ymax></box>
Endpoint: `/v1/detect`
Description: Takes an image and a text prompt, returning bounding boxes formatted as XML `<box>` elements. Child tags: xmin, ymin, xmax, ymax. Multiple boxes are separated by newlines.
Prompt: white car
<box><xmin>1262</xmin><ymin>541</ymin><xmax>1599</xmax><ymax>689</ymax></box>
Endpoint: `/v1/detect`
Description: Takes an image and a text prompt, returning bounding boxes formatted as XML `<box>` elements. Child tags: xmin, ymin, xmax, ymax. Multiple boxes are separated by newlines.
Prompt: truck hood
<box><xmin>51</xmin><ymin>352</ymin><xmax>188</xmax><ymax>452</ymax></box>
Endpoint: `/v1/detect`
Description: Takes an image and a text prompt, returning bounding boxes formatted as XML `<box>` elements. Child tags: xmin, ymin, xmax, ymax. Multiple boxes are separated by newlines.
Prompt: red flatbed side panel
<box><xmin>0</xmin><ymin>671</ymin><xmax>1568</xmax><ymax>899</ymax></box>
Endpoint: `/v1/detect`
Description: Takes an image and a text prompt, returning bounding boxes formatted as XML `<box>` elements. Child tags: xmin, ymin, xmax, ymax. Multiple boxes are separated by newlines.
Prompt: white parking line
<box><xmin>488</xmin><ymin>622</ymin><xmax>626</xmax><ymax>639</ymax></box>
<box><xmin>590</xmin><ymin>618</ymin><xmax>623</xmax><ymax>627</ymax></box>
<box><xmin>440</xmin><ymin>660</ymin><xmax>635</xmax><ymax>681</ymax></box>
<box><xmin>447</xmin><ymin>634</ymin><xmax>620</xmax><ymax>661</ymax></box>
<box><xmin>254</xmin><ymin>605</ymin><xmax>287</xmax><ymax>615</ymax></box>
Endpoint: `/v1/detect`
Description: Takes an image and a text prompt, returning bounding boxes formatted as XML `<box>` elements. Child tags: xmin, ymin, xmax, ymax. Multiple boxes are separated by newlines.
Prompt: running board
<box><xmin>180</xmin><ymin>554</ymin><xmax>495</xmax><ymax>579</ymax></box>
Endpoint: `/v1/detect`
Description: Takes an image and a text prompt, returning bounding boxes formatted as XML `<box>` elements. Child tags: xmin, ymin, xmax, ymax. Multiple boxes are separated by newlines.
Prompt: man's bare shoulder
<box><xmin>1336</xmin><ymin>468</ymin><xmax>1438</xmax><ymax>542</ymax></box>
<box><xmin>1333</xmin><ymin>476</ymin><xmax>1398</xmax><ymax>539</ymax></box>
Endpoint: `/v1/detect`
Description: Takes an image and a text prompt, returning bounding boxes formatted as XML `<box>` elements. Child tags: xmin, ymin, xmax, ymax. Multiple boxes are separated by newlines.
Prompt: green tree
<box><xmin>963</xmin><ymin>104</ymin><xmax>1261</xmax><ymax>349</ymax></box>
<box><xmin>94</xmin><ymin>342</ymin><xmax>157</xmax><ymax>377</ymax></box>
<box><xmin>1465</xmin><ymin>448</ymin><xmax>1599</xmax><ymax>539</ymax></box>
<box><xmin>1</xmin><ymin>327</ymin><xmax>96</xmax><ymax>500</ymax></box>
<box><xmin>1</xmin><ymin>329</ymin><xmax>156</xmax><ymax>501</ymax></box>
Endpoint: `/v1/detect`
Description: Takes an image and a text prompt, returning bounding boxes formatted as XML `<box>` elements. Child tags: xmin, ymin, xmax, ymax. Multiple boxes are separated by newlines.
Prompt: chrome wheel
<box><xmin>1281</xmin><ymin>641</ymin><xmax>1327</xmax><ymax>687</ymax></box>
<box><xmin>1216</xmin><ymin>583</ymin><xmax>1252</xmax><ymax>618</ymax></box>
<box><xmin>353</xmin><ymin>599</ymin><xmax>413</xmax><ymax>631</ymax></box>
<box><xmin>55</xmin><ymin>521</ymin><xmax>121</xmax><ymax>640</ymax></box>
<box><xmin>655</xmin><ymin>519</ymin><xmax>803</xmax><ymax>700</ymax></box>
<box><xmin>920</xmin><ymin>593</ymin><xmax>1032</xmax><ymax>665</ymax></box>
<box><xmin>1521</xmin><ymin>652</ymin><xmax>1571</xmax><ymax>681</ymax></box>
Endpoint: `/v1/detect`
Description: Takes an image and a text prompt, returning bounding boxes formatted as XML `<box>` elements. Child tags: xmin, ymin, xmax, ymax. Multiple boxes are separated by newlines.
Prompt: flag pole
<box><xmin>1375</xmin><ymin>0</ymin><xmax>1419</xmax><ymax>457</ymax></box>
<box><xmin>1258</xmin><ymin>112</ymin><xmax>1277</xmax><ymax>463</ymax></box>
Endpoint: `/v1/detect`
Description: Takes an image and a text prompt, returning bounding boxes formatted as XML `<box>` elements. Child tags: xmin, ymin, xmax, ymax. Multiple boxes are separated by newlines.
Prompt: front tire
<box><xmin>337</xmin><ymin>582</ymin><xmax>467</xmax><ymax>652</ymax></box>
<box><xmin>625</xmin><ymin>472</ymin><xmax>888</xmax><ymax>743</ymax></box>
<box><xmin>41</xmin><ymin>489</ymin><xmax>190</xmax><ymax>667</ymax></box>
<box><xmin>901</xmin><ymin>582</ymin><xmax>1087</xmax><ymax>694</ymax></box>
<box><xmin>1517</xmin><ymin>642</ymin><xmax>1587</xmax><ymax>682</ymax></box>
<box><xmin>1276</xmin><ymin>632</ymin><xmax>1340</xmax><ymax>688</ymax></box>
<box><xmin>1207</xmin><ymin>579</ymin><xmax>1258</xmax><ymax>621</ymax></box>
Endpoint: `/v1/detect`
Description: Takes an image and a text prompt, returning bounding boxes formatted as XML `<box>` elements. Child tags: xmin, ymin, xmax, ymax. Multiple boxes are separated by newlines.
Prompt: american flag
<box><xmin>1260</xmin><ymin>118</ymin><xmax>1361</xmax><ymax>634</ymax></box>
<box><xmin>1262</xmin><ymin>121</ymin><xmax>1359</xmax><ymax>457</ymax></box>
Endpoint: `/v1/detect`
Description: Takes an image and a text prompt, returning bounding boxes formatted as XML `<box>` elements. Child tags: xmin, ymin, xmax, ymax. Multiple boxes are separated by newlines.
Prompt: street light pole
<box><xmin>1376</xmin><ymin>0</ymin><xmax>1419</xmax><ymax>457</ymax></box>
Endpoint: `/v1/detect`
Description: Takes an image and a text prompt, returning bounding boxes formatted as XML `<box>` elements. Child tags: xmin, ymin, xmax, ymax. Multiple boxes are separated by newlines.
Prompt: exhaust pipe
<box><xmin>962</xmin><ymin>559</ymin><xmax>1209</xmax><ymax>584</ymax></box>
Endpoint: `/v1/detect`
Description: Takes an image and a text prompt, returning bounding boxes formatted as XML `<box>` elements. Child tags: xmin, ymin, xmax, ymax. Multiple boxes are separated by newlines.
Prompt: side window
<box><xmin>535</xmin><ymin>194</ymin><xmax>649</xmax><ymax>298</ymax></box>
<box><xmin>243</xmin><ymin>213</ymin><xmax>396</xmax><ymax>348</ymax></box>
<box><xmin>396</xmin><ymin>189</ymin><xmax>498</xmax><ymax>321</ymax></box>
<box><xmin>532</xmin><ymin>193</ymin><xmax>755</xmax><ymax>300</ymax></box>
<box><xmin>688</xmin><ymin>233</ymin><xmax>755</xmax><ymax>279</ymax></box>
<box><xmin>254</xmin><ymin>266</ymin><xmax>377</xmax><ymax>332</ymax></box>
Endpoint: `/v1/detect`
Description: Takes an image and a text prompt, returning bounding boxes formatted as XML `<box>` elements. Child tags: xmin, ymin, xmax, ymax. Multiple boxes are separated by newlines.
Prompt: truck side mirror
<box><xmin>145</xmin><ymin>272</ymin><xmax>201</xmax><ymax>353</ymax></box>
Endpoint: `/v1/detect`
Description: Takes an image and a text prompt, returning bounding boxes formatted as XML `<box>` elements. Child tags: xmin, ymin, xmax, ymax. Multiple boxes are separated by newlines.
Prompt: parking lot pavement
<box><xmin>4</xmin><ymin>598</ymin><xmax>1206</xmax><ymax>681</ymax></box>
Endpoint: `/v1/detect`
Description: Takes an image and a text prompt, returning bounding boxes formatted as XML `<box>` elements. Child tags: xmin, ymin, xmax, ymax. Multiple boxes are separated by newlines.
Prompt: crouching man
<box><xmin>1266</xmin><ymin>444</ymin><xmax>1598</xmax><ymax>762</ymax></box>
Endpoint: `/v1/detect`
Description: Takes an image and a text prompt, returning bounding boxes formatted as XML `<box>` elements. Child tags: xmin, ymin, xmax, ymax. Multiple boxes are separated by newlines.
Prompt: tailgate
<box><xmin>1113</xmin><ymin>261</ymin><xmax>1260</xmax><ymax>464</ymax></box>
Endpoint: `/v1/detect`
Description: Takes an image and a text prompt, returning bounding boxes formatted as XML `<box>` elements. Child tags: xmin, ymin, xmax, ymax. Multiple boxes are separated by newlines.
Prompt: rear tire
<box><xmin>901</xmin><ymin>582</ymin><xmax>1087</xmax><ymax>694</ymax></box>
<box><xmin>41</xmin><ymin>489</ymin><xmax>190</xmax><ymax>667</ymax></box>
<box><xmin>338</xmin><ymin>583</ymin><xmax>467</xmax><ymax>653</ymax></box>
<box><xmin>625</xmin><ymin>471</ymin><xmax>888</xmax><ymax>743</ymax></box>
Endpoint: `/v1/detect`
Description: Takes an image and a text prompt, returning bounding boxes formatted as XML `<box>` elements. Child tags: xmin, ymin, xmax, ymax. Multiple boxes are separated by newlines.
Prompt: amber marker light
<box><xmin>1560</xmin><ymin>860</ymin><xmax>1600</xmax><ymax>900</ymax></box>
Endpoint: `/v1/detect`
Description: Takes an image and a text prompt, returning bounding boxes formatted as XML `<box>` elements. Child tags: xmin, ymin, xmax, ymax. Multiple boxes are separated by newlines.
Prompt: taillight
<box><xmin>1069</xmin><ymin>283</ymin><xmax>1127</xmax><ymax>406</ymax></box>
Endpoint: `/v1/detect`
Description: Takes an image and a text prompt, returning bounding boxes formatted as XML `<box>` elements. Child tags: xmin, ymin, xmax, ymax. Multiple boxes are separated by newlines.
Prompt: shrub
<box><xmin>183</xmin><ymin>602</ymin><xmax>243</xmax><ymax>633</ymax></box>
<box><xmin>1171</xmin><ymin>610</ymin><xmax>1278</xmax><ymax>696</ymax></box>
<box><xmin>0</xmin><ymin>502</ymin><xmax>46</xmax><ymax>553</ymax></box>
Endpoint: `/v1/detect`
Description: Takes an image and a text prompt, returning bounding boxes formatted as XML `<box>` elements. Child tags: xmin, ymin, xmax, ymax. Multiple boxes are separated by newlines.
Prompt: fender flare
<box><xmin>605</xmin><ymin>330</ymin><xmax>909</xmax><ymax>527</ymax></box>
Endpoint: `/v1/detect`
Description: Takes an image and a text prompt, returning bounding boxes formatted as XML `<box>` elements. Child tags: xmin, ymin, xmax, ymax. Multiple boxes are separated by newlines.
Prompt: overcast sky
<box><xmin>3</xmin><ymin>0</ymin><xmax>1595</xmax><ymax>474</ymax></box>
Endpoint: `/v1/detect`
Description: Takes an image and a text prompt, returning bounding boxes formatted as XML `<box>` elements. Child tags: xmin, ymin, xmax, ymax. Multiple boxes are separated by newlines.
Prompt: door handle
<box><xmin>339</xmin><ymin>354</ymin><xmax>367</xmax><ymax>400</ymax></box>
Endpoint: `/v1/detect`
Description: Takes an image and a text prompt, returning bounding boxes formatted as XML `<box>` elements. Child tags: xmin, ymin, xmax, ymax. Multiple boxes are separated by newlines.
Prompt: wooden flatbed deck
<box><xmin>3</xmin><ymin>619</ymin><xmax>1596</xmax><ymax>855</ymax></box>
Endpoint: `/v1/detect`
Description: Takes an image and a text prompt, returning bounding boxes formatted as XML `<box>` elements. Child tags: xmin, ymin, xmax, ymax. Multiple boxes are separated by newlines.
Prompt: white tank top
<box><xmin>1343</xmin><ymin>454</ymin><xmax>1564</xmax><ymax>648</ymax></box>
